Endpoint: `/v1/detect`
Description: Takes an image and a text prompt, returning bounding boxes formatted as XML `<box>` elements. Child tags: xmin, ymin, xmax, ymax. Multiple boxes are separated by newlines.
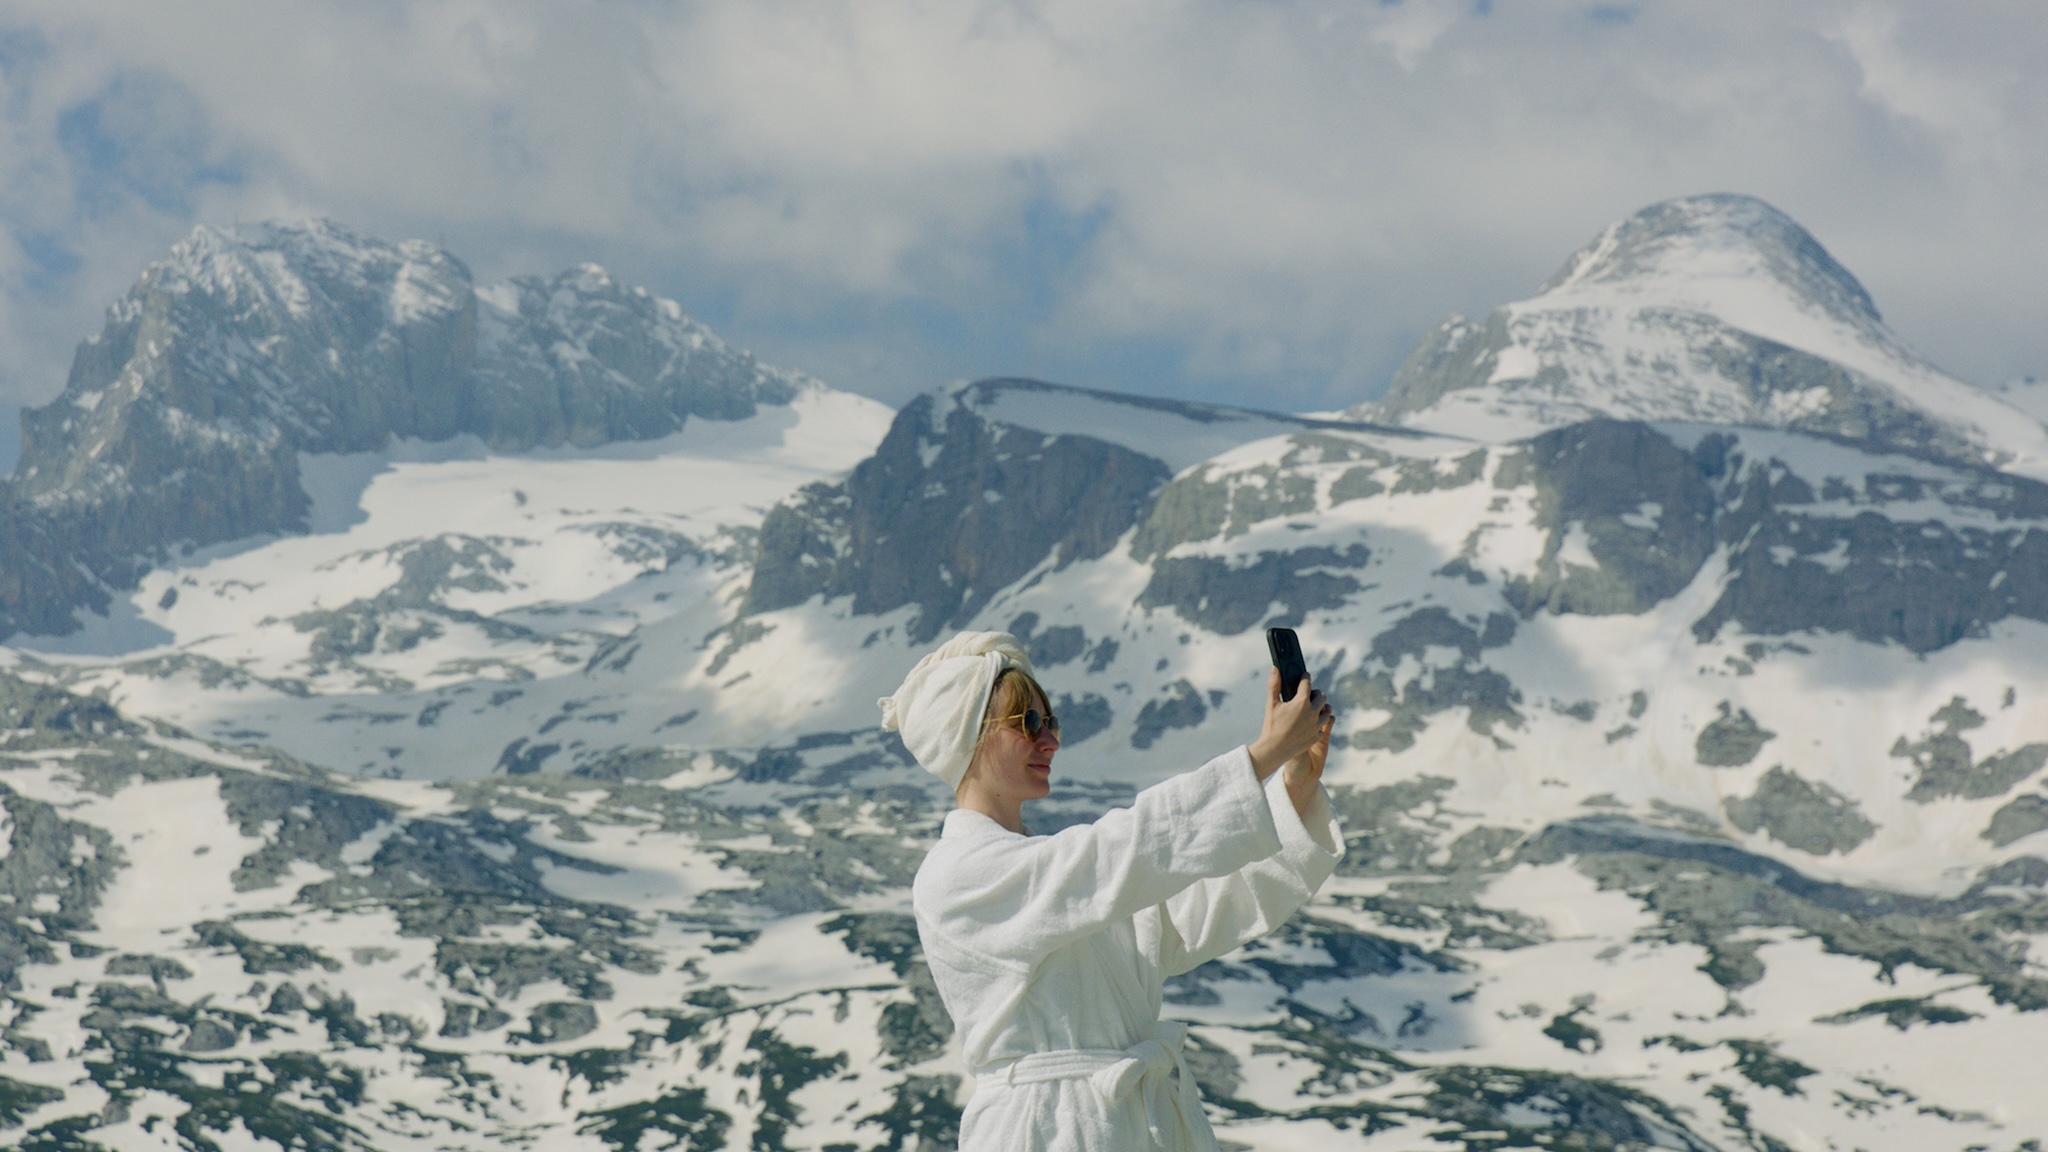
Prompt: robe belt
<box><xmin>986</xmin><ymin>1020</ymin><xmax>1210</xmax><ymax>1150</ymax></box>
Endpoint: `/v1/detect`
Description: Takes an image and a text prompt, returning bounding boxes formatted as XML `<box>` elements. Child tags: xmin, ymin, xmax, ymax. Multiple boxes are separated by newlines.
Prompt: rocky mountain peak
<box><xmin>1362</xmin><ymin>194</ymin><xmax>2048</xmax><ymax>477</ymax></box>
<box><xmin>20</xmin><ymin>219</ymin><xmax>476</xmax><ymax>500</ymax></box>
<box><xmin>160</xmin><ymin>218</ymin><xmax>469</xmax><ymax>315</ymax></box>
<box><xmin>1533</xmin><ymin>193</ymin><xmax>1884</xmax><ymax>334</ymax></box>
<box><xmin>0</xmin><ymin>218</ymin><xmax>821</xmax><ymax>640</ymax></box>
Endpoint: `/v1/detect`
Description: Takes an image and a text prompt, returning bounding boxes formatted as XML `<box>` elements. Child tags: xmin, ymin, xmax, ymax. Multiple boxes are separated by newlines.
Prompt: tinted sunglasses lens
<box><xmin>1020</xmin><ymin>709</ymin><xmax>1060</xmax><ymax>738</ymax></box>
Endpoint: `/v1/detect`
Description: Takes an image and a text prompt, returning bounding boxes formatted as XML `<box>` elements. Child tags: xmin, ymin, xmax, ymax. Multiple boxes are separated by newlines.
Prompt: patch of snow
<box><xmin>1554</xmin><ymin>521</ymin><xmax>1599</xmax><ymax>569</ymax></box>
<box><xmin>1488</xmin><ymin>343</ymin><xmax>1541</xmax><ymax>384</ymax></box>
<box><xmin>1619</xmin><ymin>502</ymin><xmax>1663</xmax><ymax>530</ymax></box>
<box><xmin>969</xmin><ymin>382</ymin><xmax>1359</xmax><ymax>473</ymax></box>
<box><xmin>1809</xmin><ymin>538</ymin><xmax>1852</xmax><ymax>573</ymax></box>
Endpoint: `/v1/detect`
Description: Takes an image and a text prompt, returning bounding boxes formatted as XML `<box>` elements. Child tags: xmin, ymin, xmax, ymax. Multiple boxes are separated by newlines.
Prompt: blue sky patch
<box><xmin>58</xmin><ymin>72</ymin><xmax>245</xmax><ymax>219</ymax></box>
<box><xmin>10</xmin><ymin>228</ymin><xmax>79</xmax><ymax>296</ymax></box>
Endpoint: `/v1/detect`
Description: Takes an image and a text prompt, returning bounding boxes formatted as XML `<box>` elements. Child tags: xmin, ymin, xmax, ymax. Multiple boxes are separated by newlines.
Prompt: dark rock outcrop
<box><xmin>1486</xmin><ymin>420</ymin><xmax>2048</xmax><ymax>653</ymax></box>
<box><xmin>1695</xmin><ymin>703</ymin><xmax>1776</xmax><ymax>768</ymax></box>
<box><xmin>1497</xmin><ymin>420</ymin><xmax>1720</xmax><ymax>618</ymax></box>
<box><xmin>465</xmin><ymin>265</ymin><xmax>796</xmax><ymax>449</ymax></box>
<box><xmin>1137</xmin><ymin>544</ymin><xmax>1371</xmax><ymax>634</ymax></box>
<box><xmin>746</xmin><ymin>385</ymin><xmax>1171</xmax><ymax>641</ymax></box>
<box><xmin>16</xmin><ymin>222</ymin><xmax>479</xmax><ymax>562</ymax></box>
<box><xmin>1694</xmin><ymin>447</ymin><xmax>2048</xmax><ymax>653</ymax></box>
<box><xmin>1724</xmin><ymin>766</ymin><xmax>1877</xmax><ymax>856</ymax></box>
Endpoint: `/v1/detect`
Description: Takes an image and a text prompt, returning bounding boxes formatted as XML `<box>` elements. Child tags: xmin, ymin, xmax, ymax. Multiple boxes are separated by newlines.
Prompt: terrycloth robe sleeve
<box><xmin>1138</xmin><ymin>770</ymin><xmax>1345</xmax><ymax>978</ymax></box>
<box><xmin>920</xmin><ymin>746</ymin><xmax>1282</xmax><ymax>967</ymax></box>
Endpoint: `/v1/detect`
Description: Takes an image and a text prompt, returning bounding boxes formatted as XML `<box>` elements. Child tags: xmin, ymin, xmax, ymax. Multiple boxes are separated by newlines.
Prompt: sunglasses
<box><xmin>991</xmin><ymin>708</ymin><xmax>1061</xmax><ymax>740</ymax></box>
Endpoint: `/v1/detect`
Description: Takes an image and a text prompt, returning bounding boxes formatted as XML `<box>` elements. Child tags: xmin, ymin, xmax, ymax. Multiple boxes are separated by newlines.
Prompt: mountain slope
<box><xmin>1362</xmin><ymin>194</ymin><xmax>2048</xmax><ymax>476</ymax></box>
<box><xmin>16</xmin><ymin>374</ymin><xmax>2048</xmax><ymax>1147</ymax></box>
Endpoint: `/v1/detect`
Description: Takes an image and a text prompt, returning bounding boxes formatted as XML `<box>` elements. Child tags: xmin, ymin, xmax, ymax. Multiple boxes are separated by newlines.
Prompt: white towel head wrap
<box><xmin>878</xmin><ymin>630</ymin><xmax>1035</xmax><ymax>790</ymax></box>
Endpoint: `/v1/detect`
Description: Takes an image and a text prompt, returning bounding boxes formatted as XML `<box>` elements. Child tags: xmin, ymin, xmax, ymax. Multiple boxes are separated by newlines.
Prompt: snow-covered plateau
<box><xmin>1</xmin><ymin>202</ymin><xmax>2046</xmax><ymax>1151</ymax></box>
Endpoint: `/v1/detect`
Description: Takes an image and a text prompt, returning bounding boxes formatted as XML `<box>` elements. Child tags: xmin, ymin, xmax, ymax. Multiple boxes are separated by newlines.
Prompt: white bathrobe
<box><xmin>912</xmin><ymin>746</ymin><xmax>1345</xmax><ymax>1151</ymax></box>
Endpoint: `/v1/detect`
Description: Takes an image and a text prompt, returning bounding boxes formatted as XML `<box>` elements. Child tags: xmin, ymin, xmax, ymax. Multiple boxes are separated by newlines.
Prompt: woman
<box><xmin>878</xmin><ymin>630</ymin><xmax>1343</xmax><ymax>1151</ymax></box>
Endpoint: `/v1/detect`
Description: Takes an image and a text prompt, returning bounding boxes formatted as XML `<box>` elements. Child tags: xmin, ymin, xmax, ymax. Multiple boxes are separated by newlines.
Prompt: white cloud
<box><xmin>1360</xmin><ymin>0</ymin><xmax>1465</xmax><ymax>71</ymax></box>
<box><xmin>1828</xmin><ymin>6</ymin><xmax>2010</xmax><ymax>148</ymax></box>
<box><xmin>0</xmin><ymin>0</ymin><xmax>2041</xmax><ymax>413</ymax></box>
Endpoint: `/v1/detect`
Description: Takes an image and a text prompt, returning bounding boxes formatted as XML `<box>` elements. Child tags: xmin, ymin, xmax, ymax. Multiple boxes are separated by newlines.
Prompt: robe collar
<box><xmin>942</xmin><ymin>807</ymin><xmax>1026</xmax><ymax>839</ymax></box>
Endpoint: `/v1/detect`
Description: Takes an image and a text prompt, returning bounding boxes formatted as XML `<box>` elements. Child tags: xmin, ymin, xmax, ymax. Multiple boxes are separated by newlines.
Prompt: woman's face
<box><xmin>970</xmin><ymin>687</ymin><xmax>1059</xmax><ymax>805</ymax></box>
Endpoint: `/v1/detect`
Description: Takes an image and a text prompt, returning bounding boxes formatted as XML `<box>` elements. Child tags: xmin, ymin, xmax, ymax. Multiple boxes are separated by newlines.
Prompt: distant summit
<box><xmin>1531</xmin><ymin>193</ymin><xmax>1883</xmax><ymax>332</ymax></box>
<box><xmin>1360</xmin><ymin>194</ymin><xmax>2048</xmax><ymax>474</ymax></box>
<box><xmin>0</xmin><ymin>219</ymin><xmax>822</xmax><ymax>638</ymax></box>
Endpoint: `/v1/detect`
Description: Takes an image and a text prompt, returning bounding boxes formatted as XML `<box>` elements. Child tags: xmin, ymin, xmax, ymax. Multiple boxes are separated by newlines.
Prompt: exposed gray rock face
<box><xmin>0</xmin><ymin>220</ymin><xmax>811</xmax><ymax>640</ymax></box>
<box><xmin>1379</xmin><ymin>311</ymin><xmax>1513</xmax><ymax>421</ymax></box>
<box><xmin>1892</xmin><ymin>696</ymin><xmax>2048</xmax><ymax>802</ymax></box>
<box><xmin>1335</xmin><ymin>608</ymin><xmax>1523</xmax><ymax>753</ymax></box>
<box><xmin>1724</xmin><ymin>766</ymin><xmax>1877</xmax><ymax>856</ymax></box>
<box><xmin>286</xmin><ymin>534</ymin><xmax>534</xmax><ymax>684</ymax></box>
<box><xmin>1138</xmin><ymin>544</ymin><xmax>1371</xmax><ymax>634</ymax></box>
<box><xmin>1693</xmin><ymin>444</ymin><xmax>2048</xmax><ymax>653</ymax></box>
<box><xmin>745</xmin><ymin>381</ymin><xmax>1414</xmax><ymax>644</ymax></box>
<box><xmin>1434</xmin><ymin>421</ymin><xmax>2048</xmax><ymax>652</ymax></box>
<box><xmin>1131</xmin><ymin>680</ymin><xmax>1210</xmax><ymax>749</ymax></box>
<box><xmin>1817</xmin><ymin>995</ymin><xmax>1978</xmax><ymax>1030</ymax></box>
<box><xmin>1050</xmin><ymin>692</ymin><xmax>1113</xmax><ymax>746</ymax></box>
<box><xmin>746</xmin><ymin>382</ymin><xmax>1172</xmax><ymax>641</ymax></box>
<box><xmin>0</xmin><ymin>783</ymin><xmax>123</xmax><ymax>990</ymax></box>
<box><xmin>1496</xmin><ymin>421</ymin><xmax>1720</xmax><ymax>617</ymax></box>
<box><xmin>1369</xmin><ymin>606</ymin><xmax>1517</xmax><ymax>666</ymax></box>
<box><xmin>823</xmin><ymin>911</ymin><xmax>953</xmax><ymax>1066</ymax></box>
<box><xmin>1131</xmin><ymin>432</ymin><xmax>1460</xmax><ymax>560</ymax></box>
<box><xmin>1376</xmin><ymin>284</ymin><xmax>1949</xmax><ymax>459</ymax></box>
<box><xmin>1007</xmin><ymin>611</ymin><xmax>1089</xmax><ymax>667</ymax></box>
<box><xmin>1128</xmin><ymin>438</ymin><xmax>1340</xmax><ymax>560</ymax></box>
<box><xmin>523</xmin><ymin>1000</ymin><xmax>599</xmax><ymax>1043</ymax></box>
<box><xmin>6</xmin><ymin>631</ymin><xmax>2043</xmax><ymax>1147</ymax></box>
<box><xmin>1696</xmin><ymin>702</ymin><xmax>1776</xmax><ymax>768</ymax></box>
<box><xmin>0</xmin><ymin>511</ymin><xmax>123</xmax><ymax>636</ymax></box>
<box><xmin>467</xmin><ymin>265</ymin><xmax>797</xmax><ymax>449</ymax></box>
<box><xmin>15</xmin><ymin>222</ymin><xmax>476</xmax><ymax>570</ymax></box>
<box><xmin>0</xmin><ymin>672</ymin><xmax>981</xmax><ymax>1149</ymax></box>
<box><xmin>1984</xmin><ymin>794</ymin><xmax>2048</xmax><ymax>847</ymax></box>
<box><xmin>1533</xmin><ymin>196</ymin><xmax>1884</xmax><ymax>328</ymax></box>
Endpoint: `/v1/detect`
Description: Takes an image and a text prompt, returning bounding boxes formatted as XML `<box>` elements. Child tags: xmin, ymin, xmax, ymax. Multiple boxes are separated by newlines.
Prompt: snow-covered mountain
<box><xmin>1359</xmin><ymin>194</ymin><xmax>2048</xmax><ymax>478</ymax></box>
<box><xmin>0</xmin><ymin>220</ymin><xmax>821</xmax><ymax>640</ymax></box>
<box><xmin>4</xmin><ymin>208</ymin><xmax>2048</xmax><ymax>1151</ymax></box>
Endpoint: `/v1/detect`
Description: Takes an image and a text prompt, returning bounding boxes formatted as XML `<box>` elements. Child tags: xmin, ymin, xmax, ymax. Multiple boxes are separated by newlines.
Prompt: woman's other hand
<box><xmin>1248</xmin><ymin>666</ymin><xmax>1334</xmax><ymax>781</ymax></box>
<box><xmin>1282</xmin><ymin>709</ymin><xmax>1334</xmax><ymax>818</ymax></box>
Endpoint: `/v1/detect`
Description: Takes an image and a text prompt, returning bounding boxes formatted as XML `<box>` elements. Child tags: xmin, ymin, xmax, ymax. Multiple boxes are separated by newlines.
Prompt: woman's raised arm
<box><xmin>915</xmin><ymin>746</ymin><xmax>1282</xmax><ymax>967</ymax></box>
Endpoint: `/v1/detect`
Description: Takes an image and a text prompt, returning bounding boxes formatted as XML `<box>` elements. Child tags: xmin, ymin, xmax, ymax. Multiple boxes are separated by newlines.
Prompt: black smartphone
<box><xmin>1265</xmin><ymin>627</ymin><xmax>1308</xmax><ymax>702</ymax></box>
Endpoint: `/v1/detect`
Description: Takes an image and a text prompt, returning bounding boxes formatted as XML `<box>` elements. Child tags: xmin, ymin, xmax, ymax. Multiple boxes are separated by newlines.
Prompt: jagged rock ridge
<box><xmin>747</xmin><ymin>378</ymin><xmax>1389</xmax><ymax>642</ymax></box>
<box><xmin>0</xmin><ymin>220</ymin><xmax>812</xmax><ymax>639</ymax></box>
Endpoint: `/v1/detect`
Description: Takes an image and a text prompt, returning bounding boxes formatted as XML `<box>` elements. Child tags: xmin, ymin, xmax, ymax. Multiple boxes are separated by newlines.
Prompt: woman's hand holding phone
<box><xmin>1249</xmin><ymin>665</ymin><xmax>1333</xmax><ymax>781</ymax></box>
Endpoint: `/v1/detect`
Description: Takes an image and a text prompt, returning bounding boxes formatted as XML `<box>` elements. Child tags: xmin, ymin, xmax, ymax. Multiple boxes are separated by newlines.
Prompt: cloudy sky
<box><xmin>0</xmin><ymin>0</ymin><xmax>2042</xmax><ymax>424</ymax></box>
